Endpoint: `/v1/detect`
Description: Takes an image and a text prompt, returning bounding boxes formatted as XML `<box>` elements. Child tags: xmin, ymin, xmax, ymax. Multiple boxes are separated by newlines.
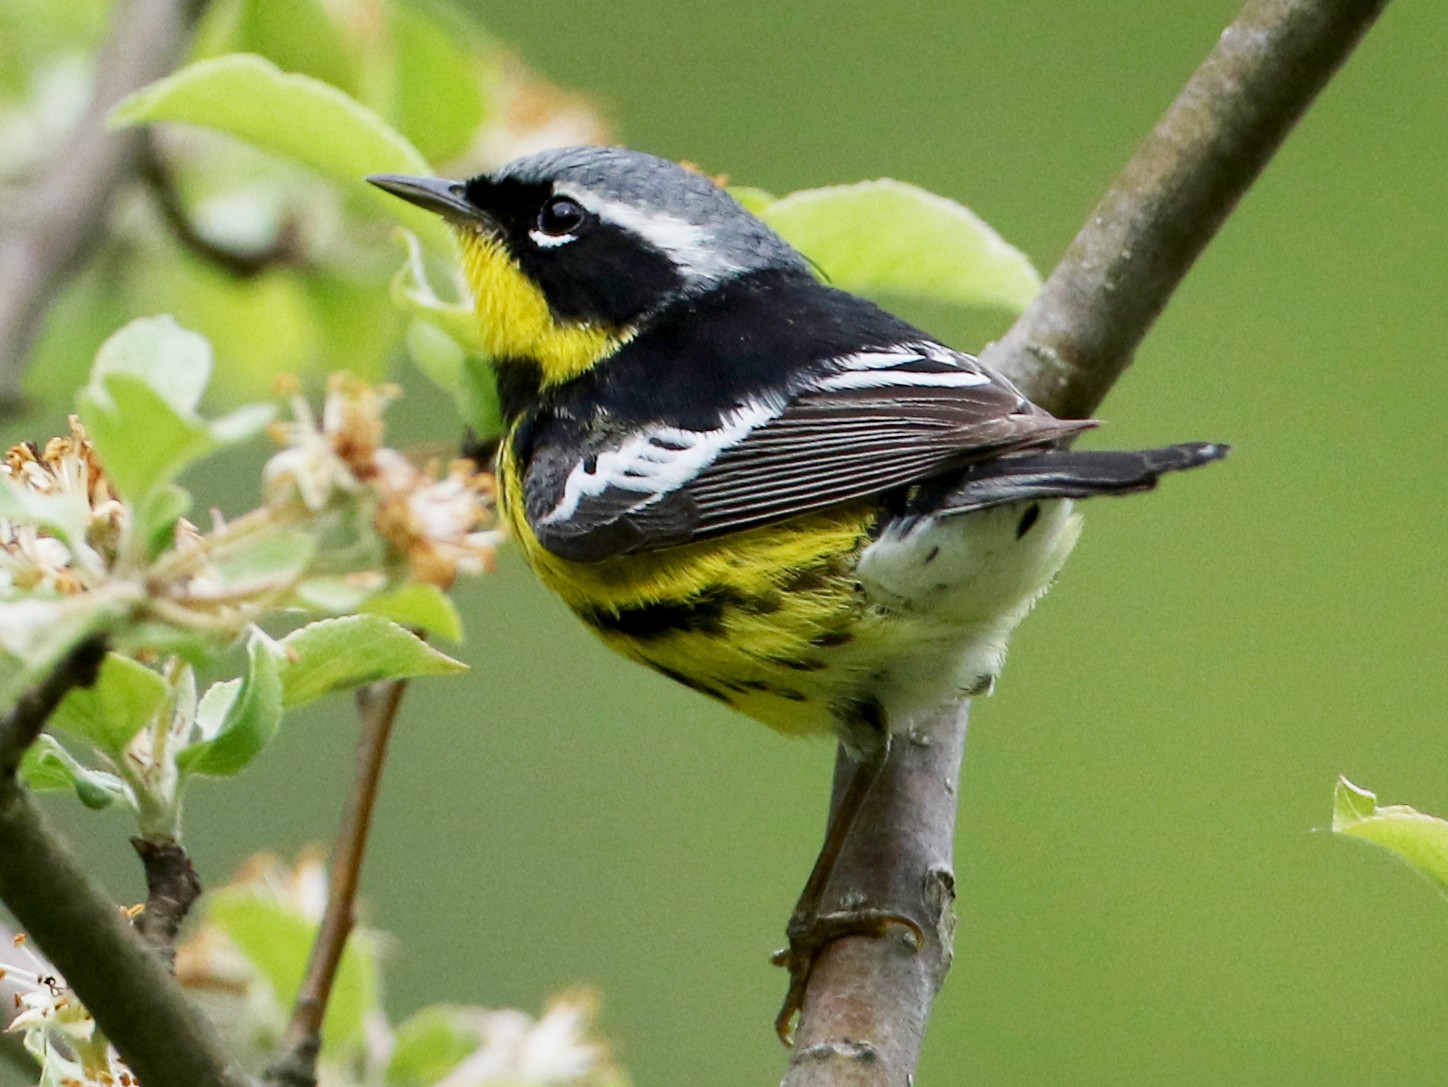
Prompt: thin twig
<box><xmin>0</xmin><ymin>683</ymin><xmax>251</xmax><ymax>1087</ymax></box>
<box><xmin>0</xmin><ymin>0</ymin><xmax>207</xmax><ymax>410</ymax></box>
<box><xmin>265</xmin><ymin>679</ymin><xmax>410</xmax><ymax>1087</ymax></box>
<box><xmin>131</xmin><ymin>835</ymin><xmax>205</xmax><ymax>964</ymax></box>
<box><xmin>139</xmin><ymin>136</ymin><xmax>306</xmax><ymax>280</ymax></box>
<box><xmin>0</xmin><ymin>636</ymin><xmax>108</xmax><ymax>774</ymax></box>
<box><xmin>781</xmin><ymin>0</ymin><xmax>1391</xmax><ymax>1082</ymax></box>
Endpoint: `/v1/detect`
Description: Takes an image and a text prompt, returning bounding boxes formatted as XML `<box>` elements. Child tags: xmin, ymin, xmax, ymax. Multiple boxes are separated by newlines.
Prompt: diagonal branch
<box><xmin>0</xmin><ymin>643</ymin><xmax>252</xmax><ymax>1087</ymax></box>
<box><xmin>781</xmin><ymin>0</ymin><xmax>1391</xmax><ymax>1082</ymax></box>
<box><xmin>0</xmin><ymin>0</ymin><xmax>207</xmax><ymax>410</ymax></box>
<box><xmin>265</xmin><ymin>679</ymin><xmax>410</xmax><ymax>1087</ymax></box>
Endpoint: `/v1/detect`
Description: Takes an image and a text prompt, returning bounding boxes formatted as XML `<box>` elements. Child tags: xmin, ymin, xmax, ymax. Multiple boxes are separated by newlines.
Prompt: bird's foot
<box><xmin>770</xmin><ymin>907</ymin><xmax>925</xmax><ymax>1045</ymax></box>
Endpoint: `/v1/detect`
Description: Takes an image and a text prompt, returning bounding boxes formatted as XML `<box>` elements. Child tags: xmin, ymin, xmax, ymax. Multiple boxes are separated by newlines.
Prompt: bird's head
<box><xmin>369</xmin><ymin>147</ymin><xmax>808</xmax><ymax>393</ymax></box>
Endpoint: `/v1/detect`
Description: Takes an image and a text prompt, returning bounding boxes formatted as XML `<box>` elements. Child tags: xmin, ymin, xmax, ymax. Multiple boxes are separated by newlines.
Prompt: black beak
<box><xmin>366</xmin><ymin>174</ymin><xmax>478</xmax><ymax>221</ymax></box>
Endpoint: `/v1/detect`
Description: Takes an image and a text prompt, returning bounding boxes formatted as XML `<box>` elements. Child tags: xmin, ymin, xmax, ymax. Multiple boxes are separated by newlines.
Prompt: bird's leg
<box><xmin>770</xmin><ymin>733</ymin><xmax>924</xmax><ymax>1044</ymax></box>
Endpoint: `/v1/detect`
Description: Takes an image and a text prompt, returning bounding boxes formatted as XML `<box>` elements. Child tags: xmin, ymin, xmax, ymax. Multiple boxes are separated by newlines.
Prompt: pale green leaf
<box><xmin>80</xmin><ymin>318</ymin><xmax>270</xmax><ymax>501</ymax></box>
<box><xmin>135</xmin><ymin>484</ymin><xmax>193</xmax><ymax>561</ymax></box>
<box><xmin>211</xmin><ymin>529</ymin><xmax>318</xmax><ymax>590</ymax></box>
<box><xmin>279</xmin><ymin>615</ymin><xmax>465</xmax><ymax>707</ymax></box>
<box><xmin>194</xmin><ymin>678</ymin><xmax>241</xmax><ymax>742</ymax></box>
<box><xmin>729</xmin><ymin>186</ymin><xmax>776</xmax><ymax>215</ymax></box>
<box><xmin>388</xmin><ymin>3</ymin><xmax>487</xmax><ymax>165</ymax></box>
<box><xmin>18</xmin><ymin>736</ymin><xmax>131</xmax><ymax>811</ymax></box>
<box><xmin>361</xmin><ymin>583</ymin><xmax>464</xmax><ymax>642</ymax></box>
<box><xmin>207</xmin><ymin>892</ymin><xmax>377</xmax><ymax>1048</ymax></box>
<box><xmin>1332</xmin><ymin>776</ymin><xmax>1448</xmax><ymax>897</ymax></box>
<box><xmin>80</xmin><ymin>373</ymin><xmax>217</xmax><ymax>502</ymax></box>
<box><xmin>386</xmin><ymin>1005</ymin><xmax>482</xmax><ymax>1087</ymax></box>
<box><xmin>0</xmin><ymin>485</ymin><xmax>91</xmax><ymax>553</ymax></box>
<box><xmin>91</xmin><ymin>315</ymin><xmax>213</xmax><ymax>415</ymax></box>
<box><xmin>110</xmin><ymin>54</ymin><xmax>450</xmax><ymax>251</ymax></box>
<box><xmin>390</xmin><ymin>230</ymin><xmax>484</xmax><ymax>351</ymax></box>
<box><xmin>177</xmin><ymin>636</ymin><xmax>282</xmax><ymax>776</ymax></box>
<box><xmin>50</xmin><ymin>653</ymin><xmax>168</xmax><ymax>757</ymax></box>
<box><xmin>761</xmin><ymin>179</ymin><xmax>1041</xmax><ymax>314</ymax></box>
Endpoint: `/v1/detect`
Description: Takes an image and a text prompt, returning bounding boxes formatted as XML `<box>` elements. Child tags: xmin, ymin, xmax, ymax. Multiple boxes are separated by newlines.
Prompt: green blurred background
<box><xmin>9</xmin><ymin>0</ymin><xmax>1448</xmax><ymax>1083</ymax></box>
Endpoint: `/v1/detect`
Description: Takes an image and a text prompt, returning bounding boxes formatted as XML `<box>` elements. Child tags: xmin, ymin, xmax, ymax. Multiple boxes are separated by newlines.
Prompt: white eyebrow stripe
<box><xmin>552</xmin><ymin>183</ymin><xmax>744</xmax><ymax>283</ymax></box>
<box><xmin>538</xmin><ymin>399</ymin><xmax>781</xmax><ymax>526</ymax></box>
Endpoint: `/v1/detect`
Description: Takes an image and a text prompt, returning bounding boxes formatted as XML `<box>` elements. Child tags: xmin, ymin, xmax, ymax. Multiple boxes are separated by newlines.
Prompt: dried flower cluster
<box><xmin>265</xmin><ymin>374</ymin><xmax>500</xmax><ymax>588</ymax></box>
<box><xmin>0</xmin><ymin>418</ymin><xmax>124</xmax><ymax>595</ymax></box>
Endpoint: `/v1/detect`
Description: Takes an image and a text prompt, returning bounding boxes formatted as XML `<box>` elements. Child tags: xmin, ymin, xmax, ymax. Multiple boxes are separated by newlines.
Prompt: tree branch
<box><xmin>0</xmin><ymin>651</ymin><xmax>251</xmax><ymax>1087</ymax></box>
<box><xmin>781</xmin><ymin>0</ymin><xmax>1391</xmax><ymax>1082</ymax></box>
<box><xmin>0</xmin><ymin>0</ymin><xmax>206</xmax><ymax>411</ymax></box>
<box><xmin>265</xmin><ymin>679</ymin><xmax>410</xmax><ymax>1087</ymax></box>
<box><xmin>131</xmin><ymin>835</ymin><xmax>205</xmax><ymax>963</ymax></box>
<box><xmin>0</xmin><ymin>636</ymin><xmax>107</xmax><ymax>775</ymax></box>
<box><xmin>139</xmin><ymin>137</ymin><xmax>307</xmax><ymax>280</ymax></box>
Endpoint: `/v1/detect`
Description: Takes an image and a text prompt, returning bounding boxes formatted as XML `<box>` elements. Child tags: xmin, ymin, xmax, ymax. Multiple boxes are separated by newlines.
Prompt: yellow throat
<box><xmin>456</xmin><ymin>228</ymin><xmax>627</xmax><ymax>386</ymax></box>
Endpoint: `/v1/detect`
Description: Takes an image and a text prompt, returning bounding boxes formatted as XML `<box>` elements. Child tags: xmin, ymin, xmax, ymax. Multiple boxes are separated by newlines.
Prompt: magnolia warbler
<box><xmin>370</xmin><ymin>147</ymin><xmax>1226</xmax><ymax>1039</ymax></box>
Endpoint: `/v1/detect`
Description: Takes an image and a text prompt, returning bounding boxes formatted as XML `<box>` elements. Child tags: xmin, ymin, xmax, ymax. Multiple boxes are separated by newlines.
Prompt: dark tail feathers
<box><xmin>934</xmin><ymin>441</ymin><xmax>1229</xmax><ymax>515</ymax></box>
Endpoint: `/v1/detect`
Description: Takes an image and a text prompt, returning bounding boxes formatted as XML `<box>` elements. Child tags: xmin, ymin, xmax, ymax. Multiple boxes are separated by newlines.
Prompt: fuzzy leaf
<box><xmin>1332</xmin><ymin>776</ymin><xmax>1448</xmax><ymax>897</ymax></box>
<box><xmin>110</xmin><ymin>53</ymin><xmax>450</xmax><ymax>251</ymax></box>
<box><xmin>278</xmin><ymin>615</ymin><xmax>465</xmax><ymax>707</ymax></box>
<box><xmin>760</xmin><ymin>179</ymin><xmax>1041</xmax><ymax>314</ymax></box>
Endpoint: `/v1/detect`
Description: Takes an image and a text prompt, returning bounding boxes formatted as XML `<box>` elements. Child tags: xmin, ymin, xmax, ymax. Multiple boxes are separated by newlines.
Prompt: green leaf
<box><xmin>279</xmin><ymin>615</ymin><xmax>465</xmax><ymax>708</ymax></box>
<box><xmin>80</xmin><ymin>373</ymin><xmax>217</xmax><ymax>503</ymax></box>
<box><xmin>110</xmin><ymin>54</ymin><xmax>450</xmax><ymax>252</ymax></box>
<box><xmin>207</xmin><ymin>891</ymin><xmax>377</xmax><ymax>1049</ymax></box>
<box><xmin>79</xmin><ymin>318</ymin><xmax>273</xmax><ymax>502</ymax></box>
<box><xmin>361</xmin><ymin>583</ymin><xmax>464</xmax><ymax>642</ymax></box>
<box><xmin>135</xmin><ymin>484</ymin><xmax>193</xmax><ymax>561</ymax></box>
<box><xmin>386</xmin><ymin>1005</ymin><xmax>482</xmax><ymax>1087</ymax></box>
<box><xmin>18</xmin><ymin>736</ymin><xmax>131</xmax><ymax>811</ymax></box>
<box><xmin>0</xmin><ymin>483</ymin><xmax>91</xmax><ymax>554</ymax></box>
<box><xmin>390</xmin><ymin>230</ymin><xmax>484</xmax><ymax>351</ymax></box>
<box><xmin>49</xmin><ymin>653</ymin><xmax>168</xmax><ymax>757</ymax></box>
<box><xmin>1332</xmin><ymin>776</ymin><xmax>1448</xmax><ymax>897</ymax></box>
<box><xmin>387</xmin><ymin>3</ymin><xmax>487</xmax><ymax>165</ymax></box>
<box><xmin>177</xmin><ymin>636</ymin><xmax>283</xmax><ymax>776</ymax></box>
<box><xmin>729</xmin><ymin>186</ymin><xmax>776</xmax><ymax>215</ymax></box>
<box><xmin>91</xmin><ymin>313</ymin><xmax>213</xmax><ymax>415</ymax></box>
<box><xmin>232</xmin><ymin>0</ymin><xmax>358</xmax><ymax>95</ymax></box>
<box><xmin>211</xmin><ymin>529</ymin><xmax>318</xmax><ymax>590</ymax></box>
<box><xmin>760</xmin><ymin>179</ymin><xmax>1041</xmax><ymax>314</ymax></box>
<box><xmin>404</xmin><ymin>319</ymin><xmax>500</xmax><ymax>437</ymax></box>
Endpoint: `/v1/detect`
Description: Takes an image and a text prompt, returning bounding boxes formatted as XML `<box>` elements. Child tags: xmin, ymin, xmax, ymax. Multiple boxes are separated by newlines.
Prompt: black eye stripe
<box><xmin>537</xmin><ymin>196</ymin><xmax>588</xmax><ymax>237</ymax></box>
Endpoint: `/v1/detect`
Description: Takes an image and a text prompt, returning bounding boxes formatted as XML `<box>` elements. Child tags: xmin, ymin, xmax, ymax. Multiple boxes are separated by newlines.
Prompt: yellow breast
<box><xmin>497</xmin><ymin>436</ymin><xmax>881</xmax><ymax>736</ymax></box>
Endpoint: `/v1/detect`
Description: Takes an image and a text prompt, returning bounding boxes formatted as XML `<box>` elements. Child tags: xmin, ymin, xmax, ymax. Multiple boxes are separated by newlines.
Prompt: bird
<box><xmin>368</xmin><ymin>146</ymin><xmax>1227</xmax><ymax>1041</ymax></box>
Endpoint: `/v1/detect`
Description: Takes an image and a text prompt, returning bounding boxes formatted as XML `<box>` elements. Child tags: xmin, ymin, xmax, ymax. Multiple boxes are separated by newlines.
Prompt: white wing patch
<box><xmin>815</xmin><ymin>343</ymin><xmax>992</xmax><ymax>391</ymax></box>
<box><xmin>538</xmin><ymin>399</ymin><xmax>780</xmax><ymax>526</ymax></box>
<box><xmin>816</xmin><ymin>369</ymin><xmax>991</xmax><ymax>390</ymax></box>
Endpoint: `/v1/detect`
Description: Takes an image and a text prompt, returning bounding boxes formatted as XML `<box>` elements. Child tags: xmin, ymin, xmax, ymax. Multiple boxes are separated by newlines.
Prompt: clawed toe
<box><xmin>771</xmin><ymin>907</ymin><xmax>925</xmax><ymax>1044</ymax></box>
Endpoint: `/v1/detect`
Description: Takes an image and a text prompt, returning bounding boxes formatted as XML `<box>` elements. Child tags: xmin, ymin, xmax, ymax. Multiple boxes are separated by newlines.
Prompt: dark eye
<box><xmin>537</xmin><ymin>196</ymin><xmax>587</xmax><ymax>237</ymax></box>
